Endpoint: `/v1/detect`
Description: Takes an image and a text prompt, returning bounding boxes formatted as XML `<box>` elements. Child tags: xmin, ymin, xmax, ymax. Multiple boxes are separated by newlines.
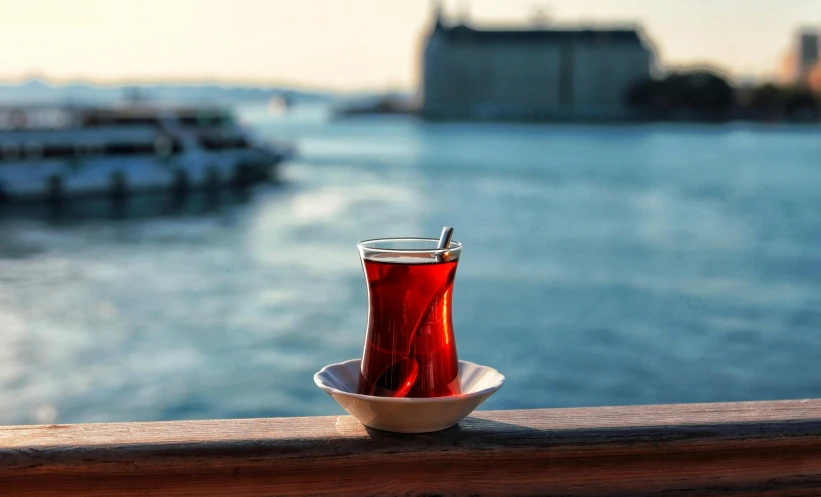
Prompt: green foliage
<box><xmin>626</xmin><ymin>71</ymin><xmax>820</xmax><ymax>122</ymax></box>
<box><xmin>626</xmin><ymin>70</ymin><xmax>735</xmax><ymax>120</ymax></box>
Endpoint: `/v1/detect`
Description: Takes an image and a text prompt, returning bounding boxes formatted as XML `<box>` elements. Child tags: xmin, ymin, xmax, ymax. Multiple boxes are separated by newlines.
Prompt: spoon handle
<box><xmin>438</xmin><ymin>226</ymin><xmax>454</xmax><ymax>249</ymax></box>
<box><xmin>437</xmin><ymin>226</ymin><xmax>454</xmax><ymax>262</ymax></box>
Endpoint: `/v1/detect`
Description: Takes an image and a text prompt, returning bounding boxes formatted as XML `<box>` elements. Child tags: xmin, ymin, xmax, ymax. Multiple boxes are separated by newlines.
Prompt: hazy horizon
<box><xmin>2</xmin><ymin>0</ymin><xmax>819</xmax><ymax>91</ymax></box>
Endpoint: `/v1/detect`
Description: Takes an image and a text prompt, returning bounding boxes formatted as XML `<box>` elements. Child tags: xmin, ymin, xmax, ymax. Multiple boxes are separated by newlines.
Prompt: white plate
<box><xmin>314</xmin><ymin>358</ymin><xmax>505</xmax><ymax>433</ymax></box>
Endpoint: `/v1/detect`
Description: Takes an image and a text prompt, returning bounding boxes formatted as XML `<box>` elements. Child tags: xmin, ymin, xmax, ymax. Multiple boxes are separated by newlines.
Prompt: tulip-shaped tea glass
<box><xmin>357</xmin><ymin>238</ymin><xmax>462</xmax><ymax>398</ymax></box>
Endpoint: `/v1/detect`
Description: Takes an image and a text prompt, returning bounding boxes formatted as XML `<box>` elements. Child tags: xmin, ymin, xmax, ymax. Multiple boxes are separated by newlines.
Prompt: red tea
<box><xmin>357</xmin><ymin>257</ymin><xmax>461</xmax><ymax>398</ymax></box>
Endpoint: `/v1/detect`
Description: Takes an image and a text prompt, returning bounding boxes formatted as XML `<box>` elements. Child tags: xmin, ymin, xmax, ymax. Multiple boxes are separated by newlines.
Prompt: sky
<box><xmin>0</xmin><ymin>0</ymin><xmax>818</xmax><ymax>90</ymax></box>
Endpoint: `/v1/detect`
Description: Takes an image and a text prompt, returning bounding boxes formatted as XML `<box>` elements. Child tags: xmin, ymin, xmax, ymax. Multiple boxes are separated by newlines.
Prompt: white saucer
<box><xmin>314</xmin><ymin>358</ymin><xmax>505</xmax><ymax>433</ymax></box>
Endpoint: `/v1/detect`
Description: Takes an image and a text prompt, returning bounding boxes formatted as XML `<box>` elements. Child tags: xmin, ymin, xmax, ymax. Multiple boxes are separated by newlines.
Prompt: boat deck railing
<box><xmin>2</xmin><ymin>399</ymin><xmax>821</xmax><ymax>496</ymax></box>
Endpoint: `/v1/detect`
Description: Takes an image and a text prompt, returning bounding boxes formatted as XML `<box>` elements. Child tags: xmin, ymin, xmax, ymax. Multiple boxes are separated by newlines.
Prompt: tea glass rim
<box><xmin>358</xmin><ymin>237</ymin><xmax>462</xmax><ymax>255</ymax></box>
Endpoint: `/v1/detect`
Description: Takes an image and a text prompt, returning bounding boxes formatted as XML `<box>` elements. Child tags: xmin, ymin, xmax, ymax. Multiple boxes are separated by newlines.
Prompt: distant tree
<box><xmin>744</xmin><ymin>84</ymin><xmax>782</xmax><ymax>121</ymax></box>
<box><xmin>743</xmin><ymin>84</ymin><xmax>820</xmax><ymax>122</ymax></box>
<box><xmin>625</xmin><ymin>78</ymin><xmax>657</xmax><ymax>109</ymax></box>
<box><xmin>784</xmin><ymin>89</ymin><xmax>819</xmax><ymax>122</ymax></box>
<box><xmin>664</xmin><ymin>71</ymin><xmax>734</xmax><ymax>116</ymax></box>
<box><xmin>748</xmin><ymin>84</ymin><xmax>780</xmax><ymax>109</ymax></box>
<box><xmin>627</xmin><ymin>71</ymin><xmax>820</xmax><ymax>123</ymax></box>
<box><xmin>625</xmin><ymin>70</ymin><xmax>735</xmax><ymax>120</ymax></box>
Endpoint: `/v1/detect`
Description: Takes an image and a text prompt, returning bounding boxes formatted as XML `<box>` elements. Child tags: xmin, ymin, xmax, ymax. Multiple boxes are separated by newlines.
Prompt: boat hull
<box><xmin>0</xmin><ymin>149</ymin><xmax>284</xmax><ymax>201</ymax></box>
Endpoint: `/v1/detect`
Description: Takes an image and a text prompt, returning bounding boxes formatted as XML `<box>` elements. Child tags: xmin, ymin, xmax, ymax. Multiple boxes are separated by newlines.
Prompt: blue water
<box><xmin>1</xmin><ymin>106</ymin><xmax>820</xmax><ymax>425</ymax></box>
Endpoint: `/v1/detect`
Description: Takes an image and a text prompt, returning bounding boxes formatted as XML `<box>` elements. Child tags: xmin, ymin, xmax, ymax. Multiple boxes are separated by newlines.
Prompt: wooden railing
<box><xmin>2</xmin><ymin>399</ymin><xmax>821</xmax><ymax>496</ymax></box>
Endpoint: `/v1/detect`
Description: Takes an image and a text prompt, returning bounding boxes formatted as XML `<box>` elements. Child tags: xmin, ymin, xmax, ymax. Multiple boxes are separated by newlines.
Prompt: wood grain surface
<box><xmin>2</xmin><ymin>400</ymin><xmax>821</xmax><ymax>496</ymax></box>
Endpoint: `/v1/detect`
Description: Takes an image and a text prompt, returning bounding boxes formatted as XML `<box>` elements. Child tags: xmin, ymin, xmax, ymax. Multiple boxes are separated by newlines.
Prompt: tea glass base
<box><xmin>314</xmin><ymin>358</ymin><xmax>505</xmax><ymax>434</ymax></box>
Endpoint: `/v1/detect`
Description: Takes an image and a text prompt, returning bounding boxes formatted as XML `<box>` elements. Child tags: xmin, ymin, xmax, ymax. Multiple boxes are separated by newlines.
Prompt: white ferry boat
<box><xmin>0</xmin><ymin>104</ymin><xmax>291</xmax><ymax>201</ymax></box>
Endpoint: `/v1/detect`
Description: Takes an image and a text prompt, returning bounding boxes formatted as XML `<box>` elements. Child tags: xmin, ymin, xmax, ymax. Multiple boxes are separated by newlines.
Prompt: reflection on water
<box><xmin>0</xmin><ymin>190</ymin><xmax>256</xmax><ymax>224</ymax></box>
<box><xmin>1</xmin><ymin>110</ymin><xmax>821</xmax><ymax>425</ymax></box>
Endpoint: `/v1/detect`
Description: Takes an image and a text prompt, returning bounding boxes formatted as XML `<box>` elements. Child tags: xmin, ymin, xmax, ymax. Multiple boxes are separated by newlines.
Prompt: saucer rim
<box><xmin>314</xmin><ymin>358</ymin><xmax>505</xmax><ymax>403</ymax></box>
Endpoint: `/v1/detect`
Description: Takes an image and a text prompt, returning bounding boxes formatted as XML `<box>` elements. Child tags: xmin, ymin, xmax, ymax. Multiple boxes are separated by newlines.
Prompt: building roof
<box><xmin>436</xmin><ymin>24</ymin><xmax>644</xmax><ymax>45</ymax></box>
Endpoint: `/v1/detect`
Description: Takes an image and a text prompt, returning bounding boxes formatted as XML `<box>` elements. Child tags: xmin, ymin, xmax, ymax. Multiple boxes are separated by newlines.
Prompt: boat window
<box><xmin>153</xmin><ymin>135</ymin><xmax>183</xmax><ymax>156</ymax></box>
<box><xmin>1</xmin><ymin>142</ymin><xmax>21</xmax><ymax>161</ymax></box>
<box><xmin>41</xmin><ymin>144</ymin><xmax>75</xmax><ymax>159</ymax></box>
<box><xmin>0</xmin><ymin>143</ymin><xmax>75</xmax><ymax>161</ymax></box>
<box><xmin>105</xmin><ymin>142</ymin><xmax>160</xmax><ymax>155</ymax></box>
<box><xmin>198</xmin><ymin>135</ymin><xmax>251</xmax><ymax>150</ymax></box>
<box><xmin>1</xmin><ymin>137</ymin><xmax>182</xmax><ymax>162</ymax></box>
<box><xmin>74</xmin><ymin>143</ymin><xmax>104</xmax><ymax>157</ymax></box>
<box><xmin>82</xmin><ymin>115</ymin><xmax>161</xmax><ymax>127</ymax></box>
<box><xmin>177</xmin><ymin>113</ymin><xmax>232</xmax><ymax>128</ymax></box>
<box><xmin>24</xmin><ymin>142</ymin><xmax>44</xmax><ymax>159</ymax></box>
<box><xmin>115</xmin><ymin>117</ymin><xmax>161</xmax><ymax>126</ymax></box>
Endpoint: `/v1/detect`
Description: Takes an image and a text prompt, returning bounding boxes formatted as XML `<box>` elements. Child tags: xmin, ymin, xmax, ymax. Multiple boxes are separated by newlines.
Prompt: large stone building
<box><xmin>421</xmin><ymin>7</ymin><xmax>656</xmax><ymax>121</ymax></box>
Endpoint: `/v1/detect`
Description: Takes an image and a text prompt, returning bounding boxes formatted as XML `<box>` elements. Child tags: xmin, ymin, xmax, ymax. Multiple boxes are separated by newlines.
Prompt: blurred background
<box><xmin>1</xmin><ymin>0</ymin><xmax>820</xmax><ymax>425</ymax></box>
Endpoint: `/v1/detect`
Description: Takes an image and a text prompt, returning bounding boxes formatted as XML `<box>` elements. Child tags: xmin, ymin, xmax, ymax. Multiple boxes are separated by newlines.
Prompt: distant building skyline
<box><xmin>1</xmin><ymin>0</ymin><xmax>819</xmax><ymax>90</ymax></box>
<box><xmin>422</xmin><ymin>12</ymin><xmax>654</xmax><ymax>121</ymax></box>
<box><xmin>779</xmin><ymin>28</ymin><xmax>821</xmax><ymax>89</ymax></box>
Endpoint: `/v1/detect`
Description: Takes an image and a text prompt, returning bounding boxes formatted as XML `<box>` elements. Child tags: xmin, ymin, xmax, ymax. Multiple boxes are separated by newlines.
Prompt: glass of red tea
<box><xmin>357</xmin><ymin>237</ymin><xmax>462</xmax><ymax>398</ymax></box>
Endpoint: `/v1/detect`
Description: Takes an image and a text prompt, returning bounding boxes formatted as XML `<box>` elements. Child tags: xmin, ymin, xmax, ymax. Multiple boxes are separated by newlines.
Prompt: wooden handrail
<box><xmin>2</xmin><ymin>399</ymin><xmax>821</xmax><ymax>496</ymax></box>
